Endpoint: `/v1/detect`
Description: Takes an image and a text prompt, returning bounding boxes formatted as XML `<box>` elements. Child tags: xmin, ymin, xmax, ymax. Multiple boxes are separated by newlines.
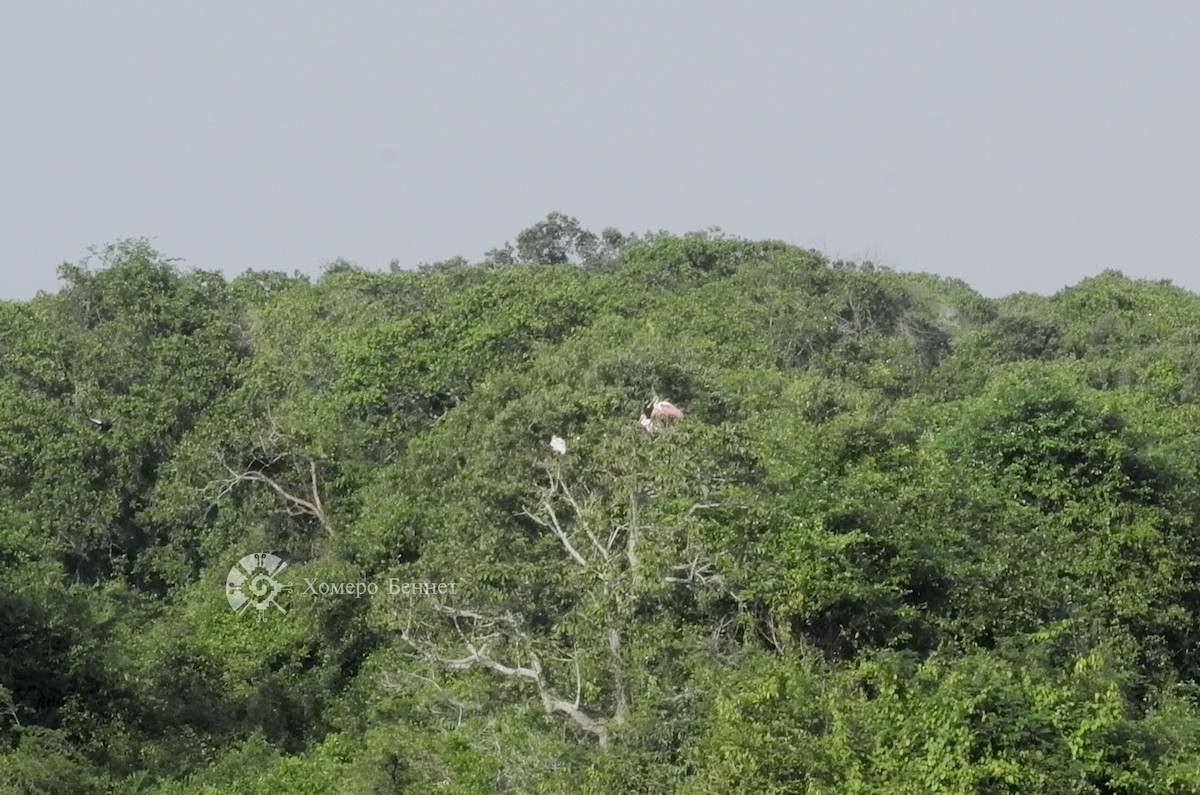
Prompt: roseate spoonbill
<box><xmin>550</xmin><ymin>435</ymin><xmax>567</xmax><ymax>455</ymax></box>
<box><xmin>639</xmin><ymin>414</ymin><xmax>655</xmax><ymax>433</ymax></box>
<box><xmin>649</xmin><ymin>397</ymin><xmax>683</xmax><ymax>419</ymax></box>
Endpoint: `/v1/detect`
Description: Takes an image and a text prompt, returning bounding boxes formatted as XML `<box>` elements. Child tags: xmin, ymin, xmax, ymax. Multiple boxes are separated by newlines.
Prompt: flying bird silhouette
<box><xmin>549</xmin><ymin>435</ymin><xmax>567</xmax><ymax>455</ymax></box>
<box><xmin>86</xmin><ymin>418</ymin><xmax>112</xmax><ymax>431</ymax></box>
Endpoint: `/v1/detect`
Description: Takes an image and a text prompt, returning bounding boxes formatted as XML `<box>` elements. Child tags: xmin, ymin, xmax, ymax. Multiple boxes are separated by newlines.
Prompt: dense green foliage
<box><xmin>3</xmin><ymin>219</ymin><xmax>1200</xmax><ymax>792</ymax></box>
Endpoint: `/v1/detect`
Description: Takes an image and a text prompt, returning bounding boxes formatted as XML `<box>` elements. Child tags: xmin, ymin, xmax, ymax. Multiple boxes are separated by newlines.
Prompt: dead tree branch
<box><xmin>205</xmin><ymin>415</ymin><xmax>334</xmax><ymax>534</ymax></box>
<box><xmin>389</xmin><ymin>472</ymin><xmax>738</xmax><ymax>749</ymax></box>
<box><xmin>398</xmin><ymin>608</ymin><xmax>621</xmax><ymax>746</ymax></box>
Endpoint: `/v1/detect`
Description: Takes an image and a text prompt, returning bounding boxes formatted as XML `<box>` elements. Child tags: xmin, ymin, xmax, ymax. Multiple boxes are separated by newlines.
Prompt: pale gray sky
<box><xmin>2</xmin><ymin>1</ymin><xmax>1198</xmax><ymax>300</ymax></box>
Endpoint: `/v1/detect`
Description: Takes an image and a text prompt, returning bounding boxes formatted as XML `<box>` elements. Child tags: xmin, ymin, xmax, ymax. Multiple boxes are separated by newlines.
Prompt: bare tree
<box><xmin>398</xmin><ymin>606</ymin><xmax>621</xmax><ymax>746</ymax></box>
<box><xmin>205</xmin><ymin>413</ymin><xmax>333</xmax><ymax>535</ymax></box>
<box><xmin>391</xmin><ymin>464</ymin><xmax>733</xmax><ymax>747</ymax></box>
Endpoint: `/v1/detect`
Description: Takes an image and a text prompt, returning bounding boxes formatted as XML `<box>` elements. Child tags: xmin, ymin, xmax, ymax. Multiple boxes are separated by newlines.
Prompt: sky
<box><xmin>2</xmin><ymin>1</ymin><xmax>1198</xmax><ymax>300</ymax></box>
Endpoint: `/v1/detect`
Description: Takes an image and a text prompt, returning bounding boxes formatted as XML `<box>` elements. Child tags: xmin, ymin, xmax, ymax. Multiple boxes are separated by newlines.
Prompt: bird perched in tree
<box><xmin>86</xmin><ymin>418</ymin><xmax>112</xmax><ymax>431</ymax></box>
<box><xmin>639</xmin><ymin>396</ymin><xmax>684</xmax><ymax>433</ymax></box>
<box><xmin>649</xmin><ymin>396</ymin><xmax>684</xmax><ymax>419</ymax></box>
<box><xmin>549</xmin><ymin>435</ymin><xmax>567</xmax><ymax>455</ymax></box>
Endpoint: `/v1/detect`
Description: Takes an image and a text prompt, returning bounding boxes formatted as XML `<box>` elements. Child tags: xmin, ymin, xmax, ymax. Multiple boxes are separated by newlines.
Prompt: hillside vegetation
<box><xmin>3</xmin><ymin>215</ymin><xmax>1200</xmax><ymax>793</ymax></box>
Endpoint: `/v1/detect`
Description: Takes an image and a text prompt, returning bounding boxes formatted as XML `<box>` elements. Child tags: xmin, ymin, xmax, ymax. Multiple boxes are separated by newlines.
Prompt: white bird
<box><xmin>549</xmin><ymin>435</ymin><xmax>568</xmax><ymax>455</ymax></box>
<box><xmin>649</xmin><ymin>397</ymin><xmax>683</xmax><ymax>419</ymax></box>
<box><xmin>639</xmin><ymin>414</ymin><xmax>656</xmax><ymax>433</ymax></box>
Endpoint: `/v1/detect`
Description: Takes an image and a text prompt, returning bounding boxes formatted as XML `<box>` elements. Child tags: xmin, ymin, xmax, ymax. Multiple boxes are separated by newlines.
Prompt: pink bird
<box><xmin>549</xmin><ymin>435</ymin><xmax>568</xmax><ymax>455</ymax></box>
<box><xmin>649</xmin><ymin>397</ymin><xmax>684</xmax><ymax>419</ymax></box>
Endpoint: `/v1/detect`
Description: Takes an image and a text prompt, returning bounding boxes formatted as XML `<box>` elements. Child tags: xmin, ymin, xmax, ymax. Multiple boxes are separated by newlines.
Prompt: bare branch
<box><xmin>388</xmin><ymin>472</ymin><xmax>742</xmax><ymax>753</ymax></box>
<box><xmin>520</xmin><ymin>503</ymin><xmax>588</xmax><ymax>568</ymax></box>
<box><xmin>207</xmin><ymin>440</ymin><xmax>333</xmax><ymax>535</ymax></box>
<box><xmin>626</xmin><ymin>491</ymin><xmax>640</xmax><ymax>573</ymax></box>
<box><xmin>308</xmin><ymin>460</ymin><xmax>324</xmax><ymax>520</ymax></box>
<box><xmin>398</xmin><ymin>606</ymin><xmax>619</xmax><ymax>746</ymax></box>
<box><xmin>606</xmin><ymin>523</ymin><xmax>624</xmax><ymax>555</ymax></box>
<box><xmin>553</xmin><ymin>472</ymin><xmax>607</xmax><ymax>560</ymax></box>
<box><xmin>665</xmin><ymin>554</ymin><xmax>723</xmax><ymax>586</ymax></box>
<box><xmin>398</xmin><ymin>605</ymin><xmax>624</xmax><ymax>749</ymax></box>
<box><xmin>572</xmin><ymin>653</ymin><xmax>582</xmax><ymax>709</ymax></box>
<box><xmin>238</xmin><ymin>471</ymin><xmax>328</xmax><ymax>528</ymax></box>
<box><xmin>379</xmin><ymin>671</ymin><xmax>466</xmax><ymax>729</ymax></box>
<box><xmin>608</xmin><ymin>627</ymin><xmax>630</xmax><ymax>723</ymax></box>
<box><xmin>433</xmin><ymin>603</ymin><xmax>508</xmax><ymax>624</ymax></box>
<box><xmin>686</xmin><ymin>502</ymin><xmax>722</xmax><ymax>516</ymax></box>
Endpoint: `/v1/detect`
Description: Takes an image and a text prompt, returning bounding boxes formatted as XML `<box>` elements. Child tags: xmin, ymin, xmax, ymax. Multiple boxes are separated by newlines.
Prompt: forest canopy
<box><xmin>3</xmin><ymin>215</ymin><xmax>1200</xmax><ymax>793</ymax></box>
